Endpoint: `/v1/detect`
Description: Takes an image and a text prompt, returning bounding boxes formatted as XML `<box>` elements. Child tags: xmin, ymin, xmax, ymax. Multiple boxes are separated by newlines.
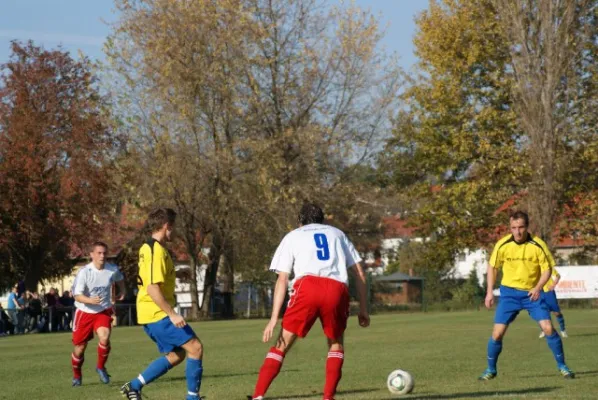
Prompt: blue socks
<box><xmin>185</xmin><ymin>358</ymin><xmax>203</xmax><ymax>397</ymax></box>
<box><xmin>131</xmin><ymin>356</ymin><xmax>173</xmax><ymax>391</ymax></box>
<box><xmin>545</xmin><ymin>332</ymin><xmax>566</xmax><ymax>368</ymax></box>
<box><xmin>486</xmin><ymin>338</ymin><xmax>502</xmax><ymax>372</ymax></box>
<box><xmin>556</xmin><ymin>314</ymin><xmax>566</xmax><ymax>332</ymax></box>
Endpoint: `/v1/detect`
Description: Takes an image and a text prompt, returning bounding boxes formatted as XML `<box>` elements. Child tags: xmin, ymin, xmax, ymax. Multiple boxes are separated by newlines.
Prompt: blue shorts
<box><xmin>541</xmin><ymin>290</ymin><xmax>561</xmax><ymax>313</ymax></box>
<box><xmin>143</xmin><ymin>317</ymin><xmax>196</xmax><ymax>354</ymax></box>
<box><xmin>494</xmin><ymin>286</ymin><xmax>550</xmax><ymax>325</ymax></box>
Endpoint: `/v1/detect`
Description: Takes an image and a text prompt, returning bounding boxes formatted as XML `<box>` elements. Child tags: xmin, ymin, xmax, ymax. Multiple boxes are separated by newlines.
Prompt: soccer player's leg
<box><xmin>121</xmin><ymin>317</ymin><xmax>185</xmax><ymax>397</ymax></box>
<box><xmin>319</xmin><ymin>279</ymin><xmax>350</xmax><ymax>400</ymax></box>
<box><xmin>71</xmin><ymin>309</ymin><xmax>94</xmax><ymax>386</ymax></box>
<box><xmin>544</xmin><ymin>291</ymin><xmax>567</xmax><ymax>336</ymax></box>
<box><xmin>479</xmin><ymin>288</ymin><xmax>521</xmax><ymax>380</ymax></box>
<box><xmin>180</xmin><ymin>333</ymin><xmax>204</xmax><ymax>400</ymax></box>
<box><xmin>249</xmin><ymin>328</ymin><xmax>299</xmax><ymax>400</ymax></box>
<box><xmin>250</xmin><ymin>278</ymin><xmax>318</xmax><ymax>400</ymax></box>
<box><xmin>528</xmin><ymin>297</ymin><xmax>575</xmax><ymax>378</ymax></box>
<box><xmin>94</xmin><ymin>310</ymin><xmax>114</xmax><ymax>384</ymax></box>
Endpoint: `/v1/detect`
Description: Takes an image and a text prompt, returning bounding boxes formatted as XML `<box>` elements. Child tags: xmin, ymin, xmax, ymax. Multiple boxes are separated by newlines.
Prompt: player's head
<box><xmin>148</xmin><ymin>207</ymin><xmax>177</xmax><ymax>241</ymax></box>
<box><xmin>509</xmin><ymin>210</ymin><xmax>529</xmax><ymax>243</ymax></box>
<box><xmin>90</xmin><ymin>241</ymin><xmax>108</xmax><ymax>268</ymax></box>
<box><xmin>11</xmin><ymin>282</ymin><xmax>18</xmax><ymax>292</ymax></box>
<box><xmin>298</xmin><ymin>202</ymin><xmax>325</xmax><ymax>226</ymax></box>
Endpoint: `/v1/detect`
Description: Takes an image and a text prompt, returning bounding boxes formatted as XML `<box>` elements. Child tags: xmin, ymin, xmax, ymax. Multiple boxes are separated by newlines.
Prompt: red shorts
<box><xmin>282</xmin><ymin>276</ymin><xmax>350</xmax><ymax>339</ymax></box>
<box><xmin>72</xmin><ymin>308</ymin><xmax>113</xmax><ymax>345</ymax></box>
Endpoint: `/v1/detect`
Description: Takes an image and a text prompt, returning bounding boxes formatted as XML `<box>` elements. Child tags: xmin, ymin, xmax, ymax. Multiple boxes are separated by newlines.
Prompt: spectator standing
<box><xmin>27</xmin><ymin>292</ymin><xmax>43</xmax><ymax>333</ymax></box>
<box><xmin>6</xmin><ymin>284</ymin><xmax>24</xmax><ymax>334</ymax></box>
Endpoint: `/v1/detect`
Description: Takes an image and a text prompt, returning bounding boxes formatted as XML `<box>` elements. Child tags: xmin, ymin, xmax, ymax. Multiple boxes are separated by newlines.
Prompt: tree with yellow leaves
<box><xmin>106</xmin><ymin>0</ymin><xmax>401</xmax><ymax>318</ymax></box>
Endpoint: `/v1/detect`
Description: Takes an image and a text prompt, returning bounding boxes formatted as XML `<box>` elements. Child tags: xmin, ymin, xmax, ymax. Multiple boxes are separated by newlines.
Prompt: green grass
<box><xmin>1</xmin><ymin>310</ymin><xmax>597</xmax><ymax>400</ymax></box>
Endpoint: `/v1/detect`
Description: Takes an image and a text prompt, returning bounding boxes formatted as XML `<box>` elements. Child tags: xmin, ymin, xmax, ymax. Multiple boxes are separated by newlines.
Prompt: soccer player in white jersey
<box><xmin>70</xmin><ymin>241</ymin><xmax>125</xmax><ymax>387</ymax></box>
<box><xmin>248</xmin><ymin>203</ymin><xmax>370</xmax><ymax>400</ymax></box>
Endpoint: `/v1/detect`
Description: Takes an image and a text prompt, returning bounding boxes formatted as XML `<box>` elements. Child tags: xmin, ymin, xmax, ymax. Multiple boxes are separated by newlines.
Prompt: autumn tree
<box><xmin>380</xmin><ymin>0</ymin><xmax>519</xmax><ymax>280</ymax></box>
<box><xmin>493</xmin><ymin>0</ymin><xmax>597</xmax><ymax>244</ymax></box>
<box><xmin>0</xmin><ymin>41</ymin><xmax>117</xmax><ymax>290</ymax></box>
<box><xmin>106</xmin><ymin>0</ymin><xmax>401</xmax><ymax>317</ymax></box>
<box><xmin>381</xmin><ymin>0</ymin><xmax>598</xmax><ymax>291</ymax></box>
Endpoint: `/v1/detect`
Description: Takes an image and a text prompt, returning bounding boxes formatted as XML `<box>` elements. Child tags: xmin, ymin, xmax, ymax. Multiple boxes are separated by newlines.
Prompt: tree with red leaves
<box><xmin>0</xmin><ymin>41</ymin><xmax>117</xmax><ymax>291</ymax></box>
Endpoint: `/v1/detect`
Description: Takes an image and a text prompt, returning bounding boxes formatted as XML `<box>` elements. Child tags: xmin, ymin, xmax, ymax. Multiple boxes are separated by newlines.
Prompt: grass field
<box><xmin>1</xmin><ymin>309</ymin><xmax>597</xmax><ymax>400</ymax></box>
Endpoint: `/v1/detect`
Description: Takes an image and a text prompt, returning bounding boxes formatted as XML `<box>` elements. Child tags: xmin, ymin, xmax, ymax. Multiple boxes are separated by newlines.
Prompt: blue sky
<box><xmin>0</xmin><ymin>0</ymin><xmax>428</xmax><ymax>71</ymax></box>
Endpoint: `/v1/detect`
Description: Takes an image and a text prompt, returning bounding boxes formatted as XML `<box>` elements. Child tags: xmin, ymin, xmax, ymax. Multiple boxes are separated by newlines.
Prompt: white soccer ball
<box><xmin>387</xmin><ymin>369</ymin><xmax>414</xmax><ymax>395</ymax></box>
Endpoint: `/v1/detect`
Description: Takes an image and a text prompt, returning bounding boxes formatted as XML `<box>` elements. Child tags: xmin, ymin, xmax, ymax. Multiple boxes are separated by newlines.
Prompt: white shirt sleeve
<box><xmin>342</xmin><ymin>235</ymin><xmax>362</xmax><ymax>268</ymax></box>
<box><xmin>72</xmin><ymin>269</ymin><xmax>87</xmax><ymax>296</ymax></box>
<box><xmin>270</xmin><ymin>233</ymin><xmax>294</xmax><ymax>274</ymax></box>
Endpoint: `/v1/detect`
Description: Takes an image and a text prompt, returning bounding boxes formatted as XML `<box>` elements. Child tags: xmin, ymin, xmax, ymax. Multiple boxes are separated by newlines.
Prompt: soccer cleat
<box><xmin>478</xmin><ymin>368</ymin><xmax>497</xmax><ymax>381</ymax></box>
<box><xmin>72</xmin><ymin>378</ymin><xmax>82</xmax><ymax>387</ymax></box>
<box><xmin>247</xmin><ymin>397</ymin><xmax>263</xmax><ymax>400</ymax></box>
<box><xmin>560</xmin><ymin>330</ymin><xmax>568</xmax><ymax>338</ymax></box>
<box><xmin>96</xmin><ymin>367</ymin><xmax>111</xmax><ymax>384</ymax></box>
<box><xmin>186</xmin><ymin>395</ymin><xmax>206</xmax><ymax>400</ymax></box>
<box><xmin>120</xmin><ymin>382</ymin><xmax>142</xmax><ymax>399</ymax></box>
<box><xmin>559</xmin><ymin>365</ymin><xmax>575</xmax><ymax>379</ymax></box>
<box><xmin>539</xmin><ymin>331</ymin><xmax>546</xmax><ymax>339</ymax></box>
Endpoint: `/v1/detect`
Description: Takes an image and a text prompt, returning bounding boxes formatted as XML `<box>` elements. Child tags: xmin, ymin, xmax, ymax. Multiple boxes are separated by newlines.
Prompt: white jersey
<box><xmin>72</xmin><ymin>262</ymin><xmax>124</xmax><ymax>314</ymax></box>
<box><xmin>270</xmin><ymin>223</ymin><xmax>362</xmax><ymax>285</ymax></box>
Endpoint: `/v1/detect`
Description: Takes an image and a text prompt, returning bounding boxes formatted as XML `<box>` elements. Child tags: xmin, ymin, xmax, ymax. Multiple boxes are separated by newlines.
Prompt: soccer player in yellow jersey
<box><xmin>121</xmin><ymin>208</ymin><xmax>205</xmax><ymax>400</ymax></box>
<box><xmin>478</xmin><ymin>211</ymin><xmax>574</xmax><ymax>380</ymax></box>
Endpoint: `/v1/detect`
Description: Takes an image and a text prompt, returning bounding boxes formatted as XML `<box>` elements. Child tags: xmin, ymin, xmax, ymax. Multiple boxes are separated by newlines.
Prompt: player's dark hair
<box><xmin>147</xmin><ymin>208</ymin><xmax>177</xmax><ymax>233</ymax></box>
<box><xmin>91</xmin><ymin>241</ymin><xmax>108</xmax><ymax>252</ymax></box>
<box><xmin>510</xmin><ymin>210</ymin><xmax>529</xmax><ymax>227</ymax></box>
<box><xmin>298</xmin><ymin>203</ymin><xmax>325</xmax><ymax>225</ymax></box>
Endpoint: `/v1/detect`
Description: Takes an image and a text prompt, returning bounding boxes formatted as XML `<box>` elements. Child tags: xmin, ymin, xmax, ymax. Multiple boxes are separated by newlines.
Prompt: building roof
<box><xmin>374</xmin><ymin>271</ymin><xmax>424</xmax><ymax>282</ymax></box>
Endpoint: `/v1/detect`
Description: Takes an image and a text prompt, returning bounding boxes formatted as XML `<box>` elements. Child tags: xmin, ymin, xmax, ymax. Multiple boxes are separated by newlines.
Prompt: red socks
<box><xmin>253</xmin><ymin>347</ymin><xmax>285</xmax><ymax>397</ymax></box>
<box><xmin>72</xmin><ymin>353</ymin><xmax>84</xmax><ymax>379</ymax></box>
<box><xmin>97</xmin><ymin>342</ymin><xmax>111</xmax><ymax>370</ymax></box>
<box><xmin>323</xmin><ymin>350</ymin><xmax>344</xmax><ymax>400</ymax></box>
<box><xmin>252</xmin><ymin>347</ymin><xmax>344</xmax><ymax>399</ymax></box>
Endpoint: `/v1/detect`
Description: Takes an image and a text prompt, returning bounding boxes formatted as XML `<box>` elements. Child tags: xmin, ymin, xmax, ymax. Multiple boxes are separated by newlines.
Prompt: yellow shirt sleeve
<box><xmin>537</xmin><ymin>247</ymin><xmax>551</xmax><ymax>273</ymax></box>
<box><xmin>489</xmin><ymin>241</ymin><xmax>502</xmax><ymax>268</ymax></box>
<box><xmin>534</xmin><ymin>236</ymin><xmax>556</xmax><ymax>272</ymax></box>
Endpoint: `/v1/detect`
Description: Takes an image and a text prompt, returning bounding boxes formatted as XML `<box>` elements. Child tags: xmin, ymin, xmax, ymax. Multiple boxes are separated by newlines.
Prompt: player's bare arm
<box><xmin>529</xmin><ymin>269</ymin><xmax>552</xmax><ymax>301</ymax></box>
<box><xmin>350</xmin><ymin>262</ymin><xmax>370</xmax><ymax>327</ymax></box>
<box><xmin>146</xmin><ymin>283</ymin><xmax>186</xmax><ymax>328</ymax></box>
<box><xmin>485</xmin><ymin>263</ymin><xmax>497</xmax><ymax>309</ymax></box>
<box><xmin>74</xmin><ymin>294</ymin><xmax>103</xmax><ymax>305</ymax></box>
<box><xmin>548</xmin><ymin>272</ymin><xmax>561</xmax><ymax>291</ymax></box>
<box><xmin>263</xmin><ymin>271</ymin><xmax>289</xmax><ymax>343</ymax></box>
<box><xmin>115</xmin><ymin>279</ymin><xmax>126</xmax><ymax>301</ymax></box>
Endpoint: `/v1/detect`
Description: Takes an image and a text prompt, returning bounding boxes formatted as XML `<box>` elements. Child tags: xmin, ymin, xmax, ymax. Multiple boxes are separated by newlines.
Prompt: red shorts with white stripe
<box><xmin>72</xmin><ymin>308</ymin><xmax>113</xmax><ymax>346</ymax></box>
<box><xmin>282</xmin><ymin>276</ymin><xmax>350</xmax><ymax>339</ymax></box>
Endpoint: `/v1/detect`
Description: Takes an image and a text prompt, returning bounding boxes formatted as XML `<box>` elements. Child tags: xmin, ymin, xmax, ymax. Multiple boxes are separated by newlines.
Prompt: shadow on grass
<box><xmin>571</xmin><ymin>332</ymin><xmax>598</xmax><ymax>337</ymax></box>
<box><xmin>521</xmin><ymin>369</ymin><xmax>598</xmax><ymax>379</ymax></box>
<box><xmin>110</xmin><ymin>368</ymin><xmax>302</xmax><ymax>385</ymax></box>
<box><xmin>399</xmin><ymin>386</ymin><xmax>559</xmax><ymax>400</ymax></box>
<box><xmin>272</xmin><ymin>387</ymin><xmax>379</xmax><ymax>399</ymax></box>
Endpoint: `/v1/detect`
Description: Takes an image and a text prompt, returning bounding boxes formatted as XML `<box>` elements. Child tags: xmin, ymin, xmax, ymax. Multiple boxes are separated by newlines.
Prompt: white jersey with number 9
<box><xmin>269</xmin><ymin>223</ymin><xmax>362</xmax><ymax>285</ymax></box>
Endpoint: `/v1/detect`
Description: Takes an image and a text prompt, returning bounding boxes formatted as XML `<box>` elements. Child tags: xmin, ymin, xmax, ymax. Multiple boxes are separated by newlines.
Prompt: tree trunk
<box><xmin>219</xmin><ymin>246</ymin><xmax>235</xmax><ymax>318</ymax></box>
<box><xmin>189</xmin><ymin>256</ymin><xmax>200</xmax><ymax>320</ymax></box>
<box><xmin>258</xmin><ymin>286</ymin><xmax>269</xmax><ymax>318</ymax></box>
<box><xmin>24</xmin><ymin>250</ymin><xmax>44</xmax><ymax>291</ymax></box>
<box><xmin>199</xmin><ymin>249</ymin><xmax>220</xmax><ymax>318</ymax></box>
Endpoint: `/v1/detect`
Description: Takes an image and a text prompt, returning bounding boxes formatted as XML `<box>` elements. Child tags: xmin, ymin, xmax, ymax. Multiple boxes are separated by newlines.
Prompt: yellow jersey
<box><xmin>136</xmin><ymin>239</ymin><xmax>176</xmax><ymax>324</ymax></box>
<box><xmin>489</xmin><ymin>234</ymin><xmax>552</xmax><ymax>291</ymax></box>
